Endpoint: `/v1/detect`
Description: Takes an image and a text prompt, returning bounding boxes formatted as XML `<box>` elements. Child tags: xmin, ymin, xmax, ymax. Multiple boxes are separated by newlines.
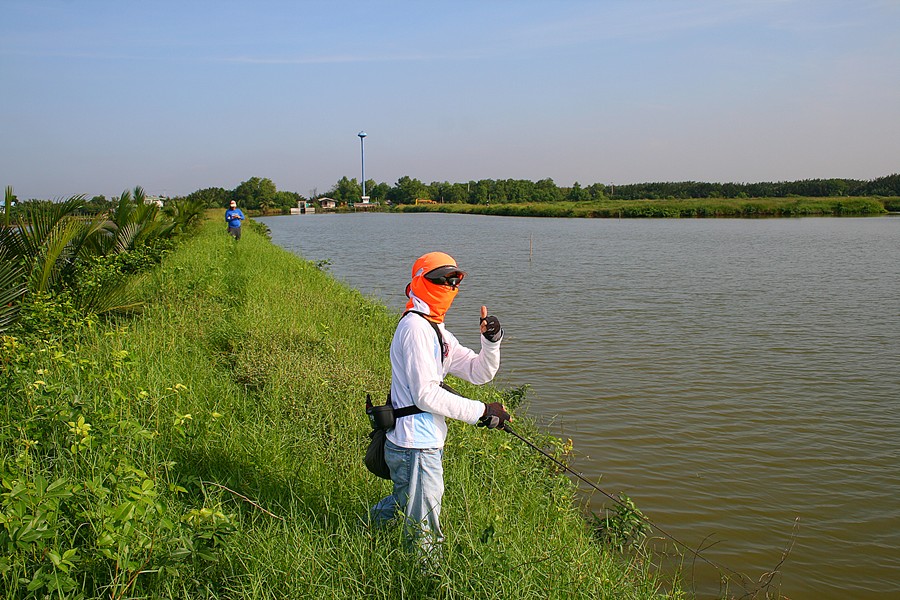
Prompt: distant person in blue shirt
<box><xmin>225</xmin><ymin>200</ymin><xmax>245</xmax><ymax>239</ymax></box>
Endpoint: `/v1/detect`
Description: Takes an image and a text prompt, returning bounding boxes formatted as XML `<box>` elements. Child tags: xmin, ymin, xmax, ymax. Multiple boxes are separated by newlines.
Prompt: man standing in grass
<box><xmin>225</xmin><ymin>200</ymin><xmax>245</xmax><ymax>239</ymax></box>
<box><xmin>371</xmin><ymin>251</ymin><xmax>510</xmax><ymax>569</ymax></box>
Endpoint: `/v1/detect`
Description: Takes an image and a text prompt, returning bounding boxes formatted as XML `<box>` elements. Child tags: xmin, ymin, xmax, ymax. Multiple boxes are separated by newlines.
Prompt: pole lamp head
<box><xmin>358</xmin><ymin>131</ymin><xmax>367</xmax><ymax>139</ymax></box>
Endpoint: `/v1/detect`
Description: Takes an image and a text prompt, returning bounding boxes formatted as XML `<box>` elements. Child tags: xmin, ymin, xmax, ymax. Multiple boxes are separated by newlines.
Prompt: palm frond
<box><xmin>28</xmin><ymin>218</ymin><xmax>85</xmax><ymax>293</ymax></box>
<box><xmin>17</xmin><ymin>195</ymin><xmax>85</xmax><ymax>258</ymax></box>
<box><xmin>76</xmin><ymin>272</ymin><xmax>145</xmax><ymax>316</ymax></box>
<box><xmin>110</xmin><ymin>190</ymin><xmax>134</xmax><ymax>237</ymax></box>
<box><xmin>168</xmin><ymin>198</ymin><xmax>206</xmax><ymax>231</ymax></box>
<box><xmin>80</xmin><ymin>212</ymin><xmax>114</xmax><ymax>256</ymax></box>
<box><xmin>0</xmin><ymin>245</ymin><xmax>26</xmax><ymax>331</ymax></box>
<box><xmin>114</xmin><ymin>222</ymin><xmax>141</xmax><ymax>254</ymax></box>
<box><xmin>132</xmin><ymin>186</ymin><xmax>146</xmax><ymax>205</ymax></box>
<box><xmin>4</xmin><ymin>186</ymin><xmax>14</xmax><ymax>227</ymax></box>
<box><xmin>0</xmin><ymin>221</ymin><xmax>23</xmax><ymax>257</ymax></box>
<box><xmin>14</xmin><ymin>197</ymin><xmax>104</xmax><ymax>295</ymax></box>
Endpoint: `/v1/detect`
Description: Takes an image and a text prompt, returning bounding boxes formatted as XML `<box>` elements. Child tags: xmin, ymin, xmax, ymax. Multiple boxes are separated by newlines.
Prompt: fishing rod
<box><xmin>501</xmin><ymin>423</ymin><xmax>756</xmax><ymax>592</ymax></box>
<box><xmin>448</xmin><ymin>382</ymin><xmax>778</xmax><ymax>594</ymax></box>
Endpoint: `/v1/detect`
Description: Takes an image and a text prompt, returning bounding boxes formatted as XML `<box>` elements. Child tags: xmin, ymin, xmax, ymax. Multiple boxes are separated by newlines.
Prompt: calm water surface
<box><xmin>259</xmin><ymin>213</ymin><xmax>900</xmax><ymax>599</ymax></box>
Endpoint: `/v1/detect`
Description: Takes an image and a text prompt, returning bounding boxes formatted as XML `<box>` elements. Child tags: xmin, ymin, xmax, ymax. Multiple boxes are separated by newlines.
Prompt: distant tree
<box><xmin>363</xmin><ymin>179</ymin><xmax>377</xmax><ymax>199</ymax></box>
<box><xmin>82</xmin><ymin>194</ymin><xmax>111</xmax><ymax>212</ymax></box>
<box><xmin>369</xmin><ymin>181</ymin><xmax>391</xmax><ymax>203</ymax></box>
<box><xmin>511</xmin><ymin>179</ymin><xmax>536</xmax><ymax>203</ymax></box>
<box><xmin>746</xmin><ymin>182</ymin><xmax>779</xmax><ymax>197</ymax></box>
<box><xmin>533</xmin><ymin>178</ymin><xmax>562</xmax><ymax>203</ymax></box>
<box><xmin>328</xmin><ymin>176</ymin><xmax>362</xmax><ymax>204</ymax></box>
<box><xmin>566</xmin><ymin>182</ymin><xmax>590</xmax><ymax>202</ymax></box>
<box><xmin>468</xmin><ymin>180</ymin><xmax>492</xmax><ymax>204</ymax></box>
<box><xmin>827</xmin><ymin>179</ymin><xmax>850</xmax><ymax>197</ymax></box>
<box><xmin>428</xmin><ymin>181</ymin><xmax>450</xmax><ymax>203</ymax></box>
<box><xmin>233</xmin><ymin>177</ymin><xmax>276</xmax><ymax>209</ymax></box>
<box><xmin>77</xmin><ymin>195</ymin><xmax>114</xmax><ymax>216</ymax></box>
<box><xmin>489</xmin><ymin>180</ymin><xmax>508</xmax><ymax>203</ymax></box>
<box><xmin>721</xmin><ymin>183</ymin><xmax>741</xmax><ymax>198</ymax></box>
<box><xmin>427</xmin><ymin>180</ymin><xmax>469</xmax><ymax>203</ymax></box>
<box><xmin>443</xmin><ymin>183</ymin><xmax>469</xmax><ymax>204</ymax></box>
<box><xmin>865</xmin><ymin>173</ymin><xmax>900</xmax><ymax>195</ymax></box>
<box><xmin>388</xmin><ymin>176</ymin><xmax>428</xmax><ymax>205</ymax></box>
<box><xmin>488</xmin><ymin>179</ymin><xmax>506</xmax><ymax>203</ymax></box>
<box><xmin>586</xmin><ymin>183</ymin><xmax>608</xmax><ymax>200</ymax></box>
<box><xmin>274</xmin><ymin>190</ymin><xmax>302</xmax><ymax>212</ymax></box>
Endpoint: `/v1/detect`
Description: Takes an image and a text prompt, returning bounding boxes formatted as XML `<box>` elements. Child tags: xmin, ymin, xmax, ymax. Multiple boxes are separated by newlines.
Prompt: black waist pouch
<box><xmin>364</xmin><ymin>427</ymin><xmax>392</xmax><ymax>480</ymax></box>
<box><xmin>363</xmin><ymin>392</ymin><xmax>425</xmax><ymax>480</ymax></box>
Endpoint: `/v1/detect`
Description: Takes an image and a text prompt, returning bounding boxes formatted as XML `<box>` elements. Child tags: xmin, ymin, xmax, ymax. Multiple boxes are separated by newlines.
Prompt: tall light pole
<box><xmin>357</xmin><ymin>131</ymin><xmax>367</xmax><ymax>201</ymax></box>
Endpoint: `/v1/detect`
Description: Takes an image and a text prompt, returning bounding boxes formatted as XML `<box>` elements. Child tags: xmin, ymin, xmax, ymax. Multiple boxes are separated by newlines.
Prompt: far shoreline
<box><xmin>251</xmin><ymin>196</ymin><xmax>898</xmax><ymax>219</ymax></box>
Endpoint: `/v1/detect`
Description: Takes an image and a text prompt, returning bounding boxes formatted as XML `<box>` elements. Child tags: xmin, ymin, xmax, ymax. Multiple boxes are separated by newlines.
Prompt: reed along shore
<box><xmin>394</xmin><ymin>196</ymin><xmax>893</xmax><ymax>218</ymax></box>
<box><xmin>1</xmin><ymin>217</ymin><xmax>675</xmax><ymax>599</ymax></box>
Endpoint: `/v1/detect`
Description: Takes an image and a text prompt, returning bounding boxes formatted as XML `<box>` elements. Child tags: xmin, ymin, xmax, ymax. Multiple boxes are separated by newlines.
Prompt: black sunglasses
<box><xmin>424</xmin><ymin>265</ymin><xmax>466</xmax><ymax>287</ymax></box>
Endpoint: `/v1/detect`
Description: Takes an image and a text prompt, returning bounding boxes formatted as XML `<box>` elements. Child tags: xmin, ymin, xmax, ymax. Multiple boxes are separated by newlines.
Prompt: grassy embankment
<box><xmin>394</xmin><ymin>196</ymin><xmax>895</xmax><ymax>218</ymax></box>
<box><xmin>2</xmin><ymin>218</ymin><xmax>675</xmax><ymax>599</ymax></box>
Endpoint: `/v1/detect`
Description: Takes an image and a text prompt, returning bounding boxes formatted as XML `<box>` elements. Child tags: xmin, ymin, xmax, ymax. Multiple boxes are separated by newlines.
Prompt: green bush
<box><xmin>882</xmin><ymin>197</ymin><xmax>900</xmax><ymax>212</ymax></box>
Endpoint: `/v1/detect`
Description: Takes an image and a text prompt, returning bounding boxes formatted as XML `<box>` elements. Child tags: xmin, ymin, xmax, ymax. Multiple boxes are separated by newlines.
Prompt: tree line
<box><xmin>604</xmin><ymin>174</ymin><xmax>900</xmax><ymax>201</ymax></box>
<box><xmin>365</xmin><ymin>174</ymin><xmax>900</xmax><ymax>204</ymax></box>
<box><xmin>5</xmin><ymin>173</ymin><xmax>898</xmax><ymax>217</ymax></box>
<box><xmin>265</xmin><ymin>172</ymin><xmax>900</xmax><ymax>208</ymax></box>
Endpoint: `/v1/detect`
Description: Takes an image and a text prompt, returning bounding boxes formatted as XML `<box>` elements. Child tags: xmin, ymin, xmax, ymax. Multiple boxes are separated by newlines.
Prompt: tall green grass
<box><xmin>396</xmin><ymin>197</ymin><xmax>892</xmax><ymax>218</ymax></box>
<box><xmin>1</xmin><ymin>220</ymin><xmax>676</xmax><ymax>598</ymax></box>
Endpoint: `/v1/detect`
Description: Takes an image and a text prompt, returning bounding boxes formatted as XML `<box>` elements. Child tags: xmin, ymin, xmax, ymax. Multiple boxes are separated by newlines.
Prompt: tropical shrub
<box><xmin>99</xmin><ymin>187</ymin><xmax>176</xmax><ymax>255</ymax></box>
<box><xmin>163</xmin><ymin>197</ymin><xmax>206</xmax><ymax>233</ymax></box>
<box><xmin>0</xmin><ymin>186</ymin><xmax>183</xmax><ymax>331</ymax></box>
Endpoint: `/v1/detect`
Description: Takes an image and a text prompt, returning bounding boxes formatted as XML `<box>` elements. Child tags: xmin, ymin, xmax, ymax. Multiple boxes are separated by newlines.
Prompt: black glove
<box><xmin>477</xmin><ymin>402</ymin><xmax>510</xmax><ymax>429</ymax></box>
<box><xmin>480</xmin><ymin>315</ymin><xmax>502</xmax><ymax>342</ymax></box>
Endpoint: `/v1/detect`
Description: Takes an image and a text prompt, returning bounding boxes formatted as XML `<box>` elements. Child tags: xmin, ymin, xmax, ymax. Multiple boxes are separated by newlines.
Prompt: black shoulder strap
<box><xmin>389</xmin><ymin>381</ymin><xmax>462</xmax><ymax>419</ymax></box>
<box><xmin>403</xmin><ymin>310</ymin><xmax>445</xmax><ymax>364</ymax></box>
<box><xmin>391</xmin><ymin>310</ymin><xmax>450</xmax><ymax>420</ymax></box>
<box><xmin>386</xmin><ymin>389</ymin><xmax>426</xmax><ymax>418</ymax></box>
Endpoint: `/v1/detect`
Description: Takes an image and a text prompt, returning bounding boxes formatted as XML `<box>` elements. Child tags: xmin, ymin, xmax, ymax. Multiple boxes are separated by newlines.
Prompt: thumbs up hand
<box><xmin>479</xmin><ymin>305</ymin><xmax>502</xmax><ymax>342</ymax></box>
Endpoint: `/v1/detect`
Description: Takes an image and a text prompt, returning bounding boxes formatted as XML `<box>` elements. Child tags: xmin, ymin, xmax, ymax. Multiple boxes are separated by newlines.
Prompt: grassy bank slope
<box><xmin>396</xmin><ymin>196</ymin><xmax>892</xmax><ymax>218</ymax></box>
<box><xmin>2</xmin><ymin>219</ymin><xmax>671</xmax><ymax>599</ymax></box>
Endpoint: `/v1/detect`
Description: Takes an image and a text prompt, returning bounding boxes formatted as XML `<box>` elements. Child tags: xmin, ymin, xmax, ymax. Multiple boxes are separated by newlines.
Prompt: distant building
<box><xmin>290</xmin><ymin>200</ymin><xmax>316</xmax><ymax>215</ymax></box>
<box><xmin>352</xmin><ymin>197</ymin><xmax>379</xmax><ymax>210</ymax></box>
<box><xmin>318</xmin><ymin>197</ymin><xmax>337</xmax><ymax>210</ymax></box>
<box><xmin>146</xmin><ymin>195</ymin><xmax>166</xmax><ymax>207</ymax></box>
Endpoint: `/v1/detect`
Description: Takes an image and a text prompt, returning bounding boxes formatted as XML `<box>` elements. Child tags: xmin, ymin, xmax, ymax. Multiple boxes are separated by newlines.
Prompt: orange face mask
<box><xmin>404</xmin><ymin>252</ymin><xmax>463</xmax><ymax>323</ymax></box>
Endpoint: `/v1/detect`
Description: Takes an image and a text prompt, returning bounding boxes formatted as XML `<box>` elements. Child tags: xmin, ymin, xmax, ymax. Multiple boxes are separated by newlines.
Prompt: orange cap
<box><xmin>411</xmin><ymin>251</ymin><xmax>458</xmax><ymax>279</ymax></box>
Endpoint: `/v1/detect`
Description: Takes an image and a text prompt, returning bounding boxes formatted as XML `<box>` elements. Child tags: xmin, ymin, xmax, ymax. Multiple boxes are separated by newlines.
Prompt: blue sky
<box><xmin>2</xmin><ymin>0</ymin><xmax>898</xmax><ymax>200</ymax></box>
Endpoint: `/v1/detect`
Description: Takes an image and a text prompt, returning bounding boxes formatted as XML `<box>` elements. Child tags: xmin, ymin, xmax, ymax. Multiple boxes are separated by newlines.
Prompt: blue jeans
<box><xmin>371</xmin><ymin>439</ymin><xmax>445</xmax><ymax>561</ymax></box>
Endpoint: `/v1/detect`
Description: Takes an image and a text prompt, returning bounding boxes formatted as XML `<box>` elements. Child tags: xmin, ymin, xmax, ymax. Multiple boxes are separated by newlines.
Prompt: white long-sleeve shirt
<box><xmin>386</xmin><ymin>313</ymin><xmax>501</xmax><ymax>449</ymax></box>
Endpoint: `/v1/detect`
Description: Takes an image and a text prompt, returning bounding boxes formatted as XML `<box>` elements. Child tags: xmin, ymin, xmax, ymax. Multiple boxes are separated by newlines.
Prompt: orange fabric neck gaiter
<box><xmin>406</xmin><ymin>278</ymin><xmax>457</xmax><ymax>323</ymax></box>
<box><xmin>404</xmin><ymin>251</ymin><xmax>460</xmax><ymax>323</ymax></box>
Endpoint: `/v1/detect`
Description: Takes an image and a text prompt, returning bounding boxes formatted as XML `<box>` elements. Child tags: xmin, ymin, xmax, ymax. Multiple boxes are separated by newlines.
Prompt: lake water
<box><xmin>258</xmin><ymin>212</ymin><xmax>900</xmax><ymax>599</ymax></box>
